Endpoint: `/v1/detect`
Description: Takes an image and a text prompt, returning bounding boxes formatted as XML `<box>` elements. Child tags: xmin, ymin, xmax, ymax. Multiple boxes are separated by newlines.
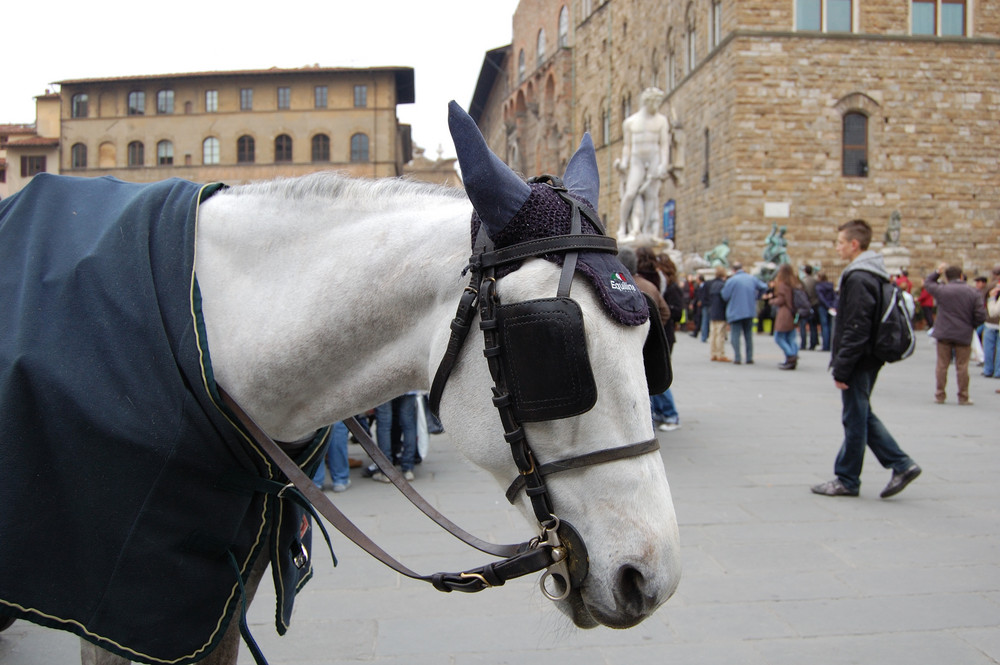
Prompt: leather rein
<box><xmin>220</xmin><ymin>177</ymin><xmax>659</xmax><ymax>599</ymax></box>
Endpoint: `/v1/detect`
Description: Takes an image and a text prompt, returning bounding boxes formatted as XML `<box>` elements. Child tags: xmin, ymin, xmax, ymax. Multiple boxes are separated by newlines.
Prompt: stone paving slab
<box><xmin>2</xmin><ymin>331</ymin><xmax>998</xmax><ymax>664</ymax></box>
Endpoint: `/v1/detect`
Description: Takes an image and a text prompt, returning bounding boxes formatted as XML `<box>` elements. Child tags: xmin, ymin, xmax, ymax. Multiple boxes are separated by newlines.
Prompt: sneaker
<box><xmin>332</xmin><ymin>481</ymin><xmax>351</xmax><ymax>492</ymax></box>
<box><xmin>371</xmin><ymin>472</ymin><xmax>392</xmax><ymax>484</ymax></box>
<box><xmin>810</xmin><ymin>478</ymin><xmax>859</xmax><ymax>497</ymax></box>
<box><xmin>658</xmin><ymin>422</ymin><xmax>681</xmax><ymax>432</ymax></box>
<box><xmin>880</xmin><ymin>464</ymin><xmax>921</xmax><ymax>498</ymax></box>
<box><xmin>403</xmin><ymin>470</ymin><xmax>415</xmax><ymax>481</ymax></box>
<box><xmin>958</xmin><ymin>400</ymin><xmax>974</xmax><ymax>406</ymax></box>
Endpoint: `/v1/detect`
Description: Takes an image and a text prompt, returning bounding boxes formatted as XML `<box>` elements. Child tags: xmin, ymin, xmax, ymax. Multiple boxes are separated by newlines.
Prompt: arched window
<box><xmin>71</xmin><ymin>143</ymin><xmax>87</xmax><ymax>169</ymax></box>
<box><xmin>685</xmin><ymin>4</ymin><xmax>697</xmax><ymax>74</ymax></box>
<box><xmin>275</xmin><ymin>134</ymin><xmax>293</xmax><ymax>162</ymax></box>
<box><xmin>157</xmin><ymin>140</ymin><xmax>174</xmax><ymax>166</ymax></box>
<box><xmin>203</xmin><ymin>137</ymin><xmax>220</xmax><ymax>165</ymax></box>
<box><xmin>518</xmin><ymin>49</ymin><xmax>526</xmax><ymax>82</ymax></box>
<box><xmin>311</xmin><ymin>134</ymin><xmax>330</xmax><ymax>162</ymax></box>
<box><xmin>537</xmin><ymin>29</ymin><xmax>547</xmax><ymax>66</ymax></box>
<box><xmin>842</xmin><ymin>112</ymin><xmax>868</xmax><ymax>177</ymax></box>
<box><xmin>127</xmin><ymin>141</ymin><xmax>144</xmax><ymax>167</ymax></box>
<box><xmin>72</xmin><ymin>94</ymin><xmax>88</xmax><ymax>118</ymax></box>
<box><xmin>237</xmin><ymin>135</ymin><xmax>255</xmax><ymax>163</ymax></box>
<box><xmin>99</xmin><ymin>142</ymin><xmax>116</xmax><ymax>168</ymax></box>
<box><xmin>558</xmin><ymin>6</ymin><xmax>569</xmax><ymax>47</ymax></box>
<box><xmin>128</xmin><ymin>91</ymin><xmax>145</xmax><ymax>115</ymax></box>
<box><xmin>350</xmin><ymin>133</ymin><xmax>369</xmax><ymax>162</ymax></box>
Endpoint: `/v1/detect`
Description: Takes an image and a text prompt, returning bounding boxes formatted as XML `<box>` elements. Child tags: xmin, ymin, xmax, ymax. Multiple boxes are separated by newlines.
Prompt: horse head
<box><xmin>437</xmin><ymin>102</ymin><xmax>680</xmax><ymax>629</ymax></box>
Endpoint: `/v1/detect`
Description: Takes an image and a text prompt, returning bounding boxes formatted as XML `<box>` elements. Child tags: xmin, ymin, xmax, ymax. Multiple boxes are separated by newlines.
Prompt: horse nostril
<box><xmin>615</xmin><ymin>564</ymin><xmax>656</xmax><ymax>617</ymax></box>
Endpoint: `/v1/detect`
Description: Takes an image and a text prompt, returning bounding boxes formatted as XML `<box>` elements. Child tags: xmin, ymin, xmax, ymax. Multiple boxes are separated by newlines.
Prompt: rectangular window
<box><xmin>128</xmin><ymin>91</ymin><xmax>145</xmax><ymax>115</ymax></box>
<box><xmin>941</xmin><ymin>0</ymin><xmax>966</xmax><ymax>35</ymax></box>
<box><xmin>277</xmin><ymin>86</ymin><xmax>291</xmax><ymax>110</ymax></box>
<box><xmin>354</xmin><ymin>84</ymin><xmax>368</xmax><ymax>108</ymax></box>
<box><xmin>686</xmin><ymin>27</ymin><xmax>696</xmax><ymax>73</ymax></box>
<box><xmin>205</xmin><ymin>90</ymin><xmax>218</xmax><ymax>112</ymax></box>
<box><xmin>240</xmin><ymin>88</ymin><xmax>253</xmax><ymax>111</ymax></box>
<box><xmin>912</xmin><ymin>0</ymin><xmax>936</xmax><ymax>34</ymax></box>
<box><xmin>315</xmin><ymin>85</ymin><xmax>328</xmax><ymax>108</ymax></box>
<box><xmin>842</xmin><ymin>112</ymin><xmax>868</xmax><ymax>177</ymax></box>
<box><xmin>828</xmin><ymin>0</ymin><xmax>852</xmax><ymax>31</ymax></box>
<box><xmin>157</xmin><ymin>90</ymin><xmax>174</xmax><ymax>114</ymax></box>
<box><xmin>710</xmin><ymin>1</ymin><xmax>722</xmax><ymax>49</ymax></box>
<box><xmin>21</xmin><ymin>155</ymin><xmax>46</xmax><ymax>177</ymax></box>
<box><xmin>797</xmin><ymin>0</ymin><xmax>851</xmax><ymax>31</ymax></box>
<box><xmin>796</xmin><ymin>0</ymin><xmax>822</xmax><ymax>30</ymax></box>
<box><xmin>702</xmin><ymin>128</ymin><xmax>710</xmax><ymax>187</ymax></box>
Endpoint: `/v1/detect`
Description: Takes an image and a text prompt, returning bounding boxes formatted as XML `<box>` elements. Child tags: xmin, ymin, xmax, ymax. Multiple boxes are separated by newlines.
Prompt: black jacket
<box><xmin>830</xmin><ymin>254</ymin><xmax>887</xmax><ymax>383</ymax></box>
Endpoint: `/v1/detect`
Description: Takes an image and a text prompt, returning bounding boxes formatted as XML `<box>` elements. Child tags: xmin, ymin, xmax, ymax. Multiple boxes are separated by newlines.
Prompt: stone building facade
<box><xmin>472</xmin><ymin>0</ymin><xmax>1000</xmax><ymax>278</ymax></box>
<box><xmin>3</xmin><ymin>66</ymin><xmax>415</xmax><ymax>194</ymax></box>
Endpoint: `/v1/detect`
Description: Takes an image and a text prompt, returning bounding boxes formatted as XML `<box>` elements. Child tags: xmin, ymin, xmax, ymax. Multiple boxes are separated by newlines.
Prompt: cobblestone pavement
<box><xmin>3</xmin><ymin>330</ymin><xmax>998</xmax><ymax>664</ymax></box>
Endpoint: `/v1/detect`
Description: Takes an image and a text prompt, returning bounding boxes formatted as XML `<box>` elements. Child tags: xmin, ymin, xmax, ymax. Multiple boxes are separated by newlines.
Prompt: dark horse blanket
<box><xmin>0</xmin><ymin>174</ymin><xmax>327</xmax><ymax>664</ymax></box>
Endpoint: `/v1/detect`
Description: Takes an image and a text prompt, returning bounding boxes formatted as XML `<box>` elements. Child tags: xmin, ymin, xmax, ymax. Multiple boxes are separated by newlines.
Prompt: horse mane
<box><xmin>224</xmin><ymin>171</ymin><xmax>468</xmax><ymax>212</ymax></box>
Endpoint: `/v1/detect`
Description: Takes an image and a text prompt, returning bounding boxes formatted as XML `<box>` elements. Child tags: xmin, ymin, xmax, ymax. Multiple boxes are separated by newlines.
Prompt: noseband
<box><xmin>429</xmin><ymin>175</ymin><xmax>663</xmax><ymax>598</ymax></box>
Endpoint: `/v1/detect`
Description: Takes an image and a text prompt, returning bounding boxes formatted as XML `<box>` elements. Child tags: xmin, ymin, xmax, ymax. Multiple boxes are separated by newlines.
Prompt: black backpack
<box><xmin>871</xmin><ymin>280</ymin><xmax>916</xmax><ymax>363</ymax></box>
<box><xmin>792</xmin><ymin>288</ymin><xmax>813</xmax><ymax>321</ymax></box>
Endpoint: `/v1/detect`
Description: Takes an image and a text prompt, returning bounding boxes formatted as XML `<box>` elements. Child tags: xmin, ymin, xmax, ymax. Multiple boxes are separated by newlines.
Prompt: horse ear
<box><xmin>448</xmin><ymin>101</ymin><xmax>530</xmax><ymax>239</ymax></box>
<box><xmin>562</xmin><ymin>132</ymin><xmax>600</xmax><ymax>209</ymax></box>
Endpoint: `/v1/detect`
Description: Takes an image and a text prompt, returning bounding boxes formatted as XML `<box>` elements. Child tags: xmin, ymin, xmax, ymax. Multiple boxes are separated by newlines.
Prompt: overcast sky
<box><xmin>1</xmin><ymin>0</ymin><xmax>519</xmax><ymax>159</ymax></box>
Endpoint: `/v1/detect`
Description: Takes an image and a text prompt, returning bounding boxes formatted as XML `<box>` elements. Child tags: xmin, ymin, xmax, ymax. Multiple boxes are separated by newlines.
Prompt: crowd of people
<box><xmin>623</xmin><ymin>219</ymin><xmax>998</xmax><ymax>499</ymax></box>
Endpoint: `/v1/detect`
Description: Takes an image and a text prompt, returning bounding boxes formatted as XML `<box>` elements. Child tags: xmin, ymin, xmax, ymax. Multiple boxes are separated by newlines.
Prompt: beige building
<box><xmin>3</xmin><ymin>66</ymin><xmax>416</xmax><ymax>195</ymax></box>
<box><xmin>472</xmin><ymin>0</ymin><xmax>1000</xmax><ymax>278</ymax></box>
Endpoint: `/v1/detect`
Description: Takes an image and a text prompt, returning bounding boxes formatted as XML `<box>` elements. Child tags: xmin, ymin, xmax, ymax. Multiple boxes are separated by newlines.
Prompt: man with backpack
<box><xmin>811</xmin><ymin>219</ymin><xmax>922</xmax><ymax>499</ymax></box>
<box><xmin>923</xmin><ymin>263</ymin><xmax>987</xmax><ymax>405</ymax></box>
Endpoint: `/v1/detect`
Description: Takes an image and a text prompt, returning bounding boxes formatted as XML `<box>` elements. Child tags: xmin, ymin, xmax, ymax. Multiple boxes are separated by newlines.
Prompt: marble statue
<box><xmin>615</xmin><ymin>87</ymin><xmax>670</xmax><ymax>241</ymax></box>
<box><xmin>884</xmin><ymin>210</ymin><xmax>902</xmax><ymax>247</ymax></box>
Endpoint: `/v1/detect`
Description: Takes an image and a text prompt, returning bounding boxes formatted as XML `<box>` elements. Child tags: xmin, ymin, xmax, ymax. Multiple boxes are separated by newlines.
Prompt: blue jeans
<box><xmin>982</xmin><ymin>327</ymin><xmax>1000</xmax><ymax>377</ymax></box>
<box><xmin>393</xmin><ymin>394</ymin><xmax>419</xmax><ymax>472</ymax></box>
<box><xmin>729</xmin><ymin>318</ymin><xmax>754</xmax><ymax>362</ymax></box>
<box><xmin>700</xmin><ymin>309</ymin><xmax>710</xmax><ymax>342</ymax></box>
<box><xmin>650</xmin><ymin>389</ymin><xmax>679</xmax><ymax>424</ymax></box>
<box><xmin>834</xmin><ymin>366</ymin><xmax>914</xmax><ymax>491</ymax></box>
<box><xmin>313</xmin><ymin>421</ymin><xmax>350</xmax><ymax>487</ymax></box>
<box><xmin>799</xmin><ymin>306</ymin><xmax>820</xmax><ymax>349</ymax></box>
<box><xmin>775</xmin><ymin>330</ymin><xmax>798</xmax><ymax>360</ymax></box>
<box><xmin>817</xmin><ymin>306</ymin><xmax>832</xmax><ymax>351</ymax></box>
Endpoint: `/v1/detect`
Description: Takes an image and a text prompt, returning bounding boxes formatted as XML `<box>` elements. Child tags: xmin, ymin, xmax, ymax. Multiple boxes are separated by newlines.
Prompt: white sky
<box><xmin>1</xmin><ymin>0</ymin><xmax>519</xmax><ymax>159</ymax></box>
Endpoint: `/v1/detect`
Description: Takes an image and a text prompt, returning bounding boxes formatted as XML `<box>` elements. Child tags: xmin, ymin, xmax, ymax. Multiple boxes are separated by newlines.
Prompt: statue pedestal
<box><xmin>880</xmin><ymin>245</ymin><xmax>911</xmax><ymax>276</ymax></box>
<box><xmin>754</xmin><ymin>261</ymin><xmax>776</xmax><ymax>282</ymax></box>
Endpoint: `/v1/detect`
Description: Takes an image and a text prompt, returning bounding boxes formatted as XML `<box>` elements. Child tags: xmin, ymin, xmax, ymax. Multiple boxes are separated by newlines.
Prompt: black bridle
<box><xmin>221</xmin><ymin>177</ymin><xmax>663</xmax><ymax>602</ymax></box>
<box><xmin>428</xmin><ymin>175</ymin><xmax>662</xmax><ymax>597</ymax></box>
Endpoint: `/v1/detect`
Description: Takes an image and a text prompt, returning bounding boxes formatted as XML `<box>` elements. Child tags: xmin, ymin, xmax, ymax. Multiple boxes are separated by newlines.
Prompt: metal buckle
<box><xmin>538</xmin><ymin>517</ymin><xmax>572</xmax><ymax>601</ymax></box>
<box><xmin>460</xmin><ymin>572</ymin><xmax>493</xmax><ymax>588</ymax></box>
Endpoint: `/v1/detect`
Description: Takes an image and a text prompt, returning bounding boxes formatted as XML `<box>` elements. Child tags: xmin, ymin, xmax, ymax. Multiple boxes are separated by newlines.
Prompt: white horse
<box><xmin>8</xmin><ymin>103</ymin><xmax>680</xmax><ymax>664</ymax></box>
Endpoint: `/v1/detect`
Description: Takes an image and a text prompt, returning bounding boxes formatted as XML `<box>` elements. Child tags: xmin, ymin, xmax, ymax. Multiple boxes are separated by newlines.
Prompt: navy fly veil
<box><xmin>0</xmin><ymin>174</ymin><xmax>326</xmax><ymax>664</ymax></box>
